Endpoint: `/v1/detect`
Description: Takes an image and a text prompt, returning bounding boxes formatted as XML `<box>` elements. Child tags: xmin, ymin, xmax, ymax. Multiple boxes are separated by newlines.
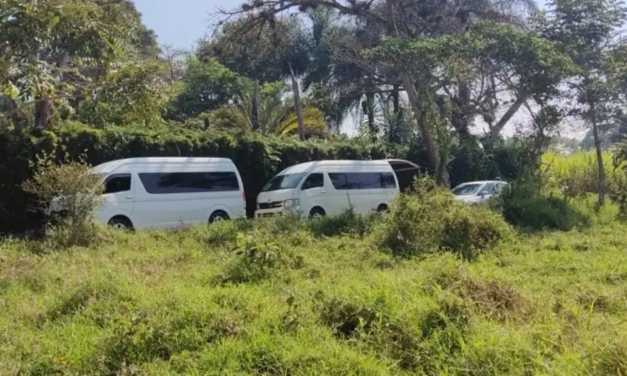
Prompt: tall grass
<box><xmin>542</xmin><ymin>151</ymin><xmax>626</xmax><ymax>197</ymax></box>
<box><xmin>1</xmin><ymin>200</ymin><xmax>627</xmax><ymax>374</ymax></box>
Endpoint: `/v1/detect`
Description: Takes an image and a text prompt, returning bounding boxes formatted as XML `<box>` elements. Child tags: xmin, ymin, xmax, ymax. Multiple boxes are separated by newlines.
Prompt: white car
<box><xmin>452</xmin><ymin>180</ymin><xmax>508</xmax><ymax>204</ymax></box>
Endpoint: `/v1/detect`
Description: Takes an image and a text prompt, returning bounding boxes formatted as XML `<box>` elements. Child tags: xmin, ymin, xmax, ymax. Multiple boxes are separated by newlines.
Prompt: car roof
<box><xmin>92</xmin><ymin>157</ymin><xmax>233</xmax><ymax>174</ymax></box>
<box><xmin>455</xmin><ymin>180</ymin><xmax>507</xmax><ymax>186</ymax></box>
<box><xmin>279</xmin><ymin>160</ymin><xmax>397</xmax><ymax>174</ymax></box>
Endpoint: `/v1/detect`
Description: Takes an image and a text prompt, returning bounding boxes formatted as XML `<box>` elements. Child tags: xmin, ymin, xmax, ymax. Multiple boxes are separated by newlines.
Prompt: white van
<box><xmin>88</xmin><ymin>157</ymin><xmax>246</xmax><ymax>229</ymax></box>
<box><xmin>255</xmin><ymin>160</ymin><xmax>419</xmax><ymax>218</ymax></box>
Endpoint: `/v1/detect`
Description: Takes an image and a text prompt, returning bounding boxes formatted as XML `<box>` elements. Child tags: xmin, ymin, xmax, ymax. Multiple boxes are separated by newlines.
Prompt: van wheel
<box><xmin>108</xmin><ymin>216</ymin><xmax>133</xmax><ymax>230</ymax></box>
<box><xmin>309</xmin><ymin>207</ymin><xmax>326</xmax><ymax>218</ymax></box>
<box><xmin>209</xmin><ymin>210</ymin><xmax>230</xmax><ymax>224</ymax></box>
<box><xmin>377</xmin><ymin>204</ymin><xmax>389</xmax><ymax>213</ymax></box>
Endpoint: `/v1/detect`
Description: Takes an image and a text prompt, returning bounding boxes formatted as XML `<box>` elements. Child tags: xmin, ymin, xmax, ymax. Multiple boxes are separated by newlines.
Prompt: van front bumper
<box><xmin>255</xmin><ymin>206</ymin><xmax>303</xmax><ymax>218</ymax></box>
<box><xmin>255</xmin><ymin>208</ymin><xmax>284</xmax><ymax>218</ymax></box>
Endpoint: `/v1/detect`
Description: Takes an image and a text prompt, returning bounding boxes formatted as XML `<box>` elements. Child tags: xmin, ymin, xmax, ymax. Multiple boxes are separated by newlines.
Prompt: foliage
<box><xmin>218</xmin><ymin>233</ymin><xmax>300</xmax><ymax>284</ymax></box>
<box><xmin>368</xmin><ymin>21</ymin><xmax>574</xmax><ymax>134</ymax></box>
<box><xmin>375</xmin><ymin>179</ymin><xmax>512</xmax><ymax>260</ymax></box>
<box><xmin>307</xmin><ymin>208</ymin><xmax>381</xmax><ymax>238</ymax></box>
<box><xmin>169</xmin><ymin>58</ymin><xmax>246</xmax><ymax>121</ymax></box>
<box><xmin>78</xmin><ymin>60</ymin><xmax>173</xmax><ymax>127</ymax></box>
<box><xmin>493</xmin><ymin>175</ymin><xmax>590</xmax><ymax>231</ymax></box>
<box><xmin>0</xmin><ymin>0</ymin><xmax>148</xmax><ymax>128</ymax></box>
<box><xmin>543</xmin><ymin>150</ymin><xmax>627</xmax><ymax>199</ymax></box>
<box><xmin>22</xmin><ymin>157</ymin><xmax>106</xmax><ymax>248</ymax></box>
<box><xmin>0</xmin><ymin>122</ymin><xmax>538</xmax><ymax>234</ymax></box>
<box><xmin>538</xmin><ymin>0</ymin><xmax>627</xmax><ymax>205</ymax></box>
<box><xmin>277</xmin><ymin>106</ymin><xmax>329</xmax><ymax>136</ymax></box>
<box><xmin>3</xmin><ymin>197</ymin><xmax>627</xmax><ymax>374</ymax></box>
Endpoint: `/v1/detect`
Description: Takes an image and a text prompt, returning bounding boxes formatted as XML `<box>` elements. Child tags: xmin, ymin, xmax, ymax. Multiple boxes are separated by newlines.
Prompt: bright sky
<box><xmin>133</xmin><ymin>0</ymin><xmax>243</xmax><ymax>49</ymax></box>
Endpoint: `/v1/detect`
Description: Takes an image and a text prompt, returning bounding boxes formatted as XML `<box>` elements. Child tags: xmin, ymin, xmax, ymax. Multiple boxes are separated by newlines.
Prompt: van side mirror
<box><xmin>479</xmin><ymin>190</ymin><xmax>489</xmax><ymax>197</ymax></box>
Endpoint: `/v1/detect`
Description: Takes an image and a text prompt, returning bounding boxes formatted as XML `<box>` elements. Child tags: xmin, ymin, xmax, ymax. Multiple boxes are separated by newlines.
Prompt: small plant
<box><xmin>218</xmin><ymin>233</ymin><xmax>298</xmax><ymax>284</ymax></box>
<box><xmin>22</xmin><ymin>155</ymin><xmax>105</xmax><ymax>248</ymax></box>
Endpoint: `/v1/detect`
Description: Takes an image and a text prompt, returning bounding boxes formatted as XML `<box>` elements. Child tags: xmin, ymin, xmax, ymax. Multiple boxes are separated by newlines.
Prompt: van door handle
<box><xmin>321</xmin><ymin>191</ymin><xmax>327</xmax><ymax>195</ymax></box>
<box><xmin>126</xmin><ymin>196</ymin><xmax>134</xmax><ymax>200</ymax></box>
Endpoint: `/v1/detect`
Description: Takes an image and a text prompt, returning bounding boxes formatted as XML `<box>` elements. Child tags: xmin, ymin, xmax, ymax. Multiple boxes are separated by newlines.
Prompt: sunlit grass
<box><xmin>1</xmin><ymin>206</ymin><xmax>627</xmax><ymax>375</ymax></box>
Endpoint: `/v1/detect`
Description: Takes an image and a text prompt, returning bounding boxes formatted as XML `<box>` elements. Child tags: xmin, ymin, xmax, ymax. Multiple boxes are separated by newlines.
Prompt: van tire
<box><xmin>209</xmin><ymin>210</ymin><xmax>230</xmax><ymax>224</ymax></box>
<box><xmin>377</xmin><ymin>204</ymin><xmax>389</xmax><ymax>213</ymax></box>
<box><xmin>309</xmin><ymin>207</ymin><xmax>326</xmax><ymax>218</ymax></box>
<box><xmin>108</xmin><ymin>216</ymin><xmax>133</xmax><ymax>230</ymax></box>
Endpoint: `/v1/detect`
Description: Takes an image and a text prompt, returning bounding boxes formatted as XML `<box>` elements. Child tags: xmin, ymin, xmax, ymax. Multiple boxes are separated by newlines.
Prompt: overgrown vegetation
<box><xmin>3</xmin><ymin>0</ymin><xmax>627</xmax><ymax>372</ymax></box>
<box><xmin>22</xmin><ymin>158</ymin><xmax>107</xmax><ymax>248</ymax></box>
<box><xmin>2</xmin><ymin>193</ymin><xmax>627</xmax><ymax>374</ymax></box>
<box><xmin>375</xmin><ymin>183</ymin><xmax>512</xmax><ymax>260</ymax></box>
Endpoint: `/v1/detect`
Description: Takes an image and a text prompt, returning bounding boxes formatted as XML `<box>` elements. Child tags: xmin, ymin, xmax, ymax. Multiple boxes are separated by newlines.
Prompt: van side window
<box><xmin>301</xmin><ymin>173</ymin><xmax>324</xmax><ymax>190</ymax></box>
<box><xmin>139</xmin><ymin>172</ymin><xmax>240</xmax><ymax>194</ymax></box>
<box><xmin>483</xmin><ymin>183</ymin><xmax>497</xmax><ymax>195</ymax></box>
<box><xmin>105</xmin><ymin>174</ymin><xmax>131</xmax><ymax>194</ymax></box>
<box><xmin>328</xmin><ymin>173</ymin><xmax>397</xmax><ymax>190</ymax></box>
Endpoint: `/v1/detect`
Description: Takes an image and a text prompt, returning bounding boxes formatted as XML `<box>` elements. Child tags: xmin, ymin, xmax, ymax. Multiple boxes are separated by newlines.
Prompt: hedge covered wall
<box><xmin>0</xmin><ymin>122</ymin><xmax>531</xmax><ymax>233</ymax></box>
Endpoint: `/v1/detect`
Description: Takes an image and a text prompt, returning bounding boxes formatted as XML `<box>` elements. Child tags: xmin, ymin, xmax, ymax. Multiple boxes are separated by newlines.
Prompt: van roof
<box><xmin>280</xmin><ymin>160</ymin><xmax>407</xmax><ymax>174</ymax></box>
<box><xmin>92</xmin><ymin>157</ymin><xmax>233</xmax><ymax>174</ymax></box>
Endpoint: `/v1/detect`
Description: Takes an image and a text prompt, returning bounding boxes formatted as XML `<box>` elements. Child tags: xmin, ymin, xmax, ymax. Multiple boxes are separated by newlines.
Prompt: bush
<box><xmin>307</xmin><ymin>208</ymin><xmax>381</xmax><ymax>238</ymax></box>
<box><xmin>217</xmin><ymin>233</ymin><xmax>303</xmax><ymax>284</ymax></box>
<box><xmin>375</xmin><ymin>180</ymin><xmax>511</xmax><ymax>260</ymax></box>
<box><xmin>22</xmin><ymin>157</ymin><xmax>107</xmax><ymax>249</ymax></box>
<box><xmin>493</xmin><ymin>176</ymin><xmax>590</xmax><ymax>231</ymax></box>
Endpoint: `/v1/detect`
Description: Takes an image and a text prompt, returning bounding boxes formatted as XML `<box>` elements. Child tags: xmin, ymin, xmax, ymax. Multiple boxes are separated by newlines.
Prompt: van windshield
<box><xmin>452</xmin><ymin>184</ymin><xmax>483</xmax><ymax>196</ymax></box>
<box><xmin>262</xmin><ymin>173</ymin><xmax>306</xmax><ymax>192</ymax></box>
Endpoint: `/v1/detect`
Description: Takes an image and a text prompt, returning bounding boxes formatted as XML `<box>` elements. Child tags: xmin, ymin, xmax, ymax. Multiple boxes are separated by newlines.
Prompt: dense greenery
<box><xmin>2</xmin><ymin>0</ymin><xmax>627</xmax><ymax>193</ymax></box>
<box><xmin>0</xmin><ymin>122</ymin><xmax>532</xmax><ymax>233</ymax></box>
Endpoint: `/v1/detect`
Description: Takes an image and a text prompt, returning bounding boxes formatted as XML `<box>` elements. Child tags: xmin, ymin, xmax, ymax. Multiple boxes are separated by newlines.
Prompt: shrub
<box><xmin>217</xmin><ymin>233</ymin><xmax>303</xmax><ymax>284</ymax></box>
<box><xmin>22</xmin><ymin>157</ymin><xmax>106</xmax><ymax>249</ymax></box>
<box><xmin>375</xmin><ymin>180</ymin><xmax>511</xmax><ymax>260</ymax></box>
<box><xmin>307</xmin><ymin>208</ymin><xmax>381</xmax><ymax>238</ymax></box>
<box><xmin>493</xmin><ymin>176</ymin><xmax>590</xmax><ymax>231</ymax></box>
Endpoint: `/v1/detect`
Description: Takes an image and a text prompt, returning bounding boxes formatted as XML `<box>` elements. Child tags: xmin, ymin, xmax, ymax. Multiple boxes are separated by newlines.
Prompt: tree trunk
<box><xmin>390</xmin><ymin>84</ymin><xmax>401</xmax><ymax>144</ymax></box>
<box><xmin>451</xmin><ymin>77</ymin><xmax>471</xmax><ymax>136</ymax></box>
<box><xmin>401</xmin><ymin>73</ymin><xmax>448</xmax><ymax>184</ymax></box>
<box><xmin>289</xmin><ymin>63</ymin><xmax>305</xmax><ymax>140</ymax></box>
<box><xmin>591</xmin><ymin>102</ymin><xmax>606</xmax><ymax>206</ymax></box>
<box><xmin>490</xmin><ymin>96</ymin><xmax>525</xmax><ymax>136</ymax></box>
<box><xmin>34</xmin><ymin>97</ymin><xmax>53</xmax><ymax>129</ymax></box>
<box><xmin>364</xmin><ymin>92</ymin><xmax>376</xmax><ymax>135</ymax></box>
<box><xmin>251</xmin><ymin>79</ymin><xmax>260</xmax><ymax>131</ymax></box>
<box><xmin>5</xmin><ymin>97</ymin><xmax>24</xmax><ymax>130</ymax></box>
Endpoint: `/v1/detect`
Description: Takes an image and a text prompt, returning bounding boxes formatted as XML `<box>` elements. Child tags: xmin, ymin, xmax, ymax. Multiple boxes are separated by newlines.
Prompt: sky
<box><xmin>134</xmin><ymin>0</ymin><xmax>244</xmax><ymax>49</ymax></box>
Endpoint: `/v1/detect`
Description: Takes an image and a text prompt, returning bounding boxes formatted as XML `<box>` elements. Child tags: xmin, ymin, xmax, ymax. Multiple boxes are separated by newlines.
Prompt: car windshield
<box><xmin>262</xmin><ymin>173</ymin><xmax>307</xmax><ymax>192</ymax></box>
<box><xmin>452</xmin><ymin>183</ymin><xmax>483</xmax><ymax>196</ymax></box>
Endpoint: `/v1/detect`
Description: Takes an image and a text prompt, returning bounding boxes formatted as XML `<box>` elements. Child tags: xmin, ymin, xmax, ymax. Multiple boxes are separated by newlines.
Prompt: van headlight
<box><xmin>283</xmin><ymin>199</ymin><xmax>300</xmax><ymax>209</ymax></box>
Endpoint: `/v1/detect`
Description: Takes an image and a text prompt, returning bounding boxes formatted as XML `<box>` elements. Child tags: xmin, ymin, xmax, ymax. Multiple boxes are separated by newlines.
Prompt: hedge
<box><xmin>0</xmin><ymin>122</ymin><xmax>531</xmax><ymax>234</ymax></box>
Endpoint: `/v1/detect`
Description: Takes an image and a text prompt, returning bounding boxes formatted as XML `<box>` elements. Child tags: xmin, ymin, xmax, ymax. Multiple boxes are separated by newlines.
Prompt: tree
<box><xmin>540</xmin><ymin>0</ymin><xmax>627</xmax><ymax>206</ymax></box>
<box><xmin>0</xmin><ymin>0</ymin><xmax>150</xmax><ymax>129</ymax></box>
<box><xmin>218</xmin><ymin>0</ymin><xmax>539</xmax><ymax>185</ymax></box>
<box><xmin>160</xmin><ymin>45</ymin><xmax>187</xmax><ymax>82</ymax></box>
<box><xmin>77</xmin><ymin>60</ymin><xmax>173</xmax><ymax>127</ymax></box>
<box><xmin>169</xmin><ymin>58</ymin><xmax>245</xmax><ymax>121</ymax></box>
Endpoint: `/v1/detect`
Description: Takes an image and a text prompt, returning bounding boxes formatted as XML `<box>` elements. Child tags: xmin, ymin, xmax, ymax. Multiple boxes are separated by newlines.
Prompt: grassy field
<box><xmin>1</xmin><ymin>199</ymin><xmax>627</xmax><ymax>375</ymax></box>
